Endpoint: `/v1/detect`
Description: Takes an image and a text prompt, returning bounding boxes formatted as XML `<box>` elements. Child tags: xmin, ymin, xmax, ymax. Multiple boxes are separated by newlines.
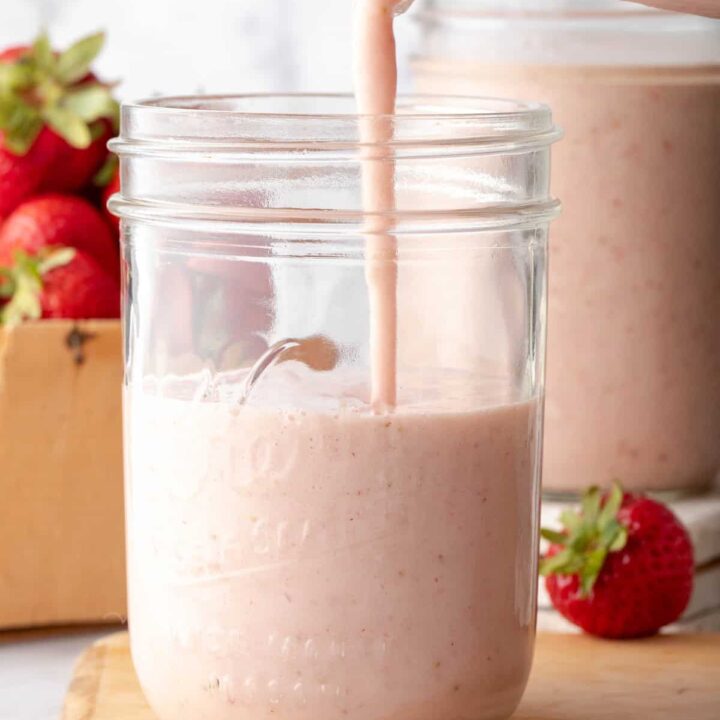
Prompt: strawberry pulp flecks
<box><xmin>540</xmin><ymin>484</ymin><xmax>694</xmax><ymax>638</ymax></box>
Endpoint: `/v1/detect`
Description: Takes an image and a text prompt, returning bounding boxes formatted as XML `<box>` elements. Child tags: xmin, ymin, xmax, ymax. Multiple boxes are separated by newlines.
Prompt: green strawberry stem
<box><xmin>0</xmin><ymin>247</ymin><xmax>75</xmax><ymax>325</ymax></box>
<box><xmin>540</xmin><ymin>482</ymin><xmax>629</xmax><ymax>596</ymax></box>
<box><xmin>0</xmin><ymin>30</ymin><xmax>119</xmax><ymax>154</ymax></box>
<box><xmin>93</xmin><ymin>153</ymin><xmax>118</xmax><ymax>187</ymax></box>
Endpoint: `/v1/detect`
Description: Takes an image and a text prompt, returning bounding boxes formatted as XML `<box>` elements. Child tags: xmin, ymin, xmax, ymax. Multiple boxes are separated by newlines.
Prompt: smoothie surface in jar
<box><xmin>126</xmin><ymin>371</ymin><xmax>539</xmax><ymax>720</ymax></box>
<box><xmin>415</xmin><ymin>48</ymin><xmax>720</xmax><ymax>494</ymax></box>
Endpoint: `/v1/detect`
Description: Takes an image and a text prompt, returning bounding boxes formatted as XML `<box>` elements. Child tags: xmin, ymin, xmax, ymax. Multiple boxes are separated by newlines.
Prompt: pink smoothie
<box><xmin>126</xmin><ymin>382</ymin><xmax>540</xmax><ymax>720</ymax></box>
<box><xmin>415</xmin><ymin>60</ymin><xmax>720</xmax><ymax>493</ymax></box>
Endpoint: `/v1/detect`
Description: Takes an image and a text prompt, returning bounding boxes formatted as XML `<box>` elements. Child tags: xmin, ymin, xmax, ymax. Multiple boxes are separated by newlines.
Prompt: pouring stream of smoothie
<box><xmin>353</xmin><ymin>0</ymin><xmax>414</xmax><ymax>411</ymax></box>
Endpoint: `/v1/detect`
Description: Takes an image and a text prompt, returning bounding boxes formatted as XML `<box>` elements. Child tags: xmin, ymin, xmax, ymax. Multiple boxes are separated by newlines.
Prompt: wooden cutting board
<box><xmin>62</xmin><ymin>632</ymin><xmax>720</xmax><ymax>720</ymax></box>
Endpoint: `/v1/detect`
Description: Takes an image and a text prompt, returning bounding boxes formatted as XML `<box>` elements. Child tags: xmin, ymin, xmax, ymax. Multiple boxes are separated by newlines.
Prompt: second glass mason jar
<box><xmin>414</xmin><ymin>0</ymin><xmax>720</xmax><ymax>495</ymax></box>
<box><xmin>111</xmin><ymin>95</ymin><xmax>559</xmax><ymax>720</ymax></box>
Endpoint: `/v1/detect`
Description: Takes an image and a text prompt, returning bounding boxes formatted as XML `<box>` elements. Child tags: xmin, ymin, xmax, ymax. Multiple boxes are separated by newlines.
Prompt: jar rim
<box><xmin>109</xmin><ymin>93</ymin><xmax>560</xmax><ymax>236</ymax></box>
<box><xmin>110</xmin><ymin>93</ymin><xmax>560</xmax><ymax>156</ymax></box>
<box><xmin>124</xmin><ymin>92</ymin><xmax>549</xmax><ymax>120</ymax></box>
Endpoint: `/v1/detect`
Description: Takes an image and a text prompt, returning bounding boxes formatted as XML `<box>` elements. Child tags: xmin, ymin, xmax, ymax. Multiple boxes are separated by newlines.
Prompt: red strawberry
<box><xmin>0</xmin><ymin>194</ymin><xmax>119</xmax><ymax>279</ymax></box>
<box><xmin>0</xmin><ymin>32</ymin><xmax>118</xmax><ymax>196</ymax></box>
<box><xmin>0</xmin><ymin>46</ymin><xmax>30</xmax><ymax>63</ymax></box>
<box><xmin>0</xmin><ymin>247</ymin><xmax>119</xmax><ymax>323</ymax></box>
<box><xmin>541</xmin><ymin>484</ymin><xmax>694</xmax><ymax>639</ymax></box>
<box><xmin>101</xmin><ymin>165</ymin><xmax>121</xmax><ymax>231</ymax></box>
<box><xmin>42</xmin><ymin>119</ymin><xmax>114</xmax><ymax>193</ymax></box>
<box><xmin>39</xmin><ymin>250</ymin><xmax>119</xmax><ymax>319</ymax></box>
<box><xmin>0</xmin><ymin>128</ymin><xmax>64</xmax><ymax>221</ymax></box>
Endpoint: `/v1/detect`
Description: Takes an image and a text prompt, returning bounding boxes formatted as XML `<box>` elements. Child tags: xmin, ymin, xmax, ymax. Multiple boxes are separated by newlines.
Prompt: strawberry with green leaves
<box><xmin>541</xmin><ymin>484</ymin><xmax>694</xmax><ymax>638</ymax></box>
<box><xmin>0</xmin><ymin>193</ymin><xmax>119</xmax><ymax>278</ymax></box>
<box><xmin>0</xmin><ymin>31</ymin><xmax>118</xmax><ymax>217</ymax></box>
<box><xmin>0</xmin><ymin>247</ymin><xmax>119</xmax><ymax>324</ymax></box>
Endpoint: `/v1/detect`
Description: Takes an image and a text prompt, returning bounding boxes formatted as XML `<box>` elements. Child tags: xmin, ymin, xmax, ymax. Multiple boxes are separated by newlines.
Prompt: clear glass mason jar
<box><xmin>110</xmin><ymin>94</ymin><xmax>560</xmax><ymax>720</ymax></box>
<box><xmin>413</xmin><ymin>0</ymin><xmax>720</xmax><ymax>496</ymax></box>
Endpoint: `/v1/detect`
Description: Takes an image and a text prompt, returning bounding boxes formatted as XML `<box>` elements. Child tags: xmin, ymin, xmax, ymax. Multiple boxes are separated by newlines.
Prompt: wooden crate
<box><xmin>0</xmin><ymin>320</ymin><xmax>126</xmax><ymax>628</ymax></box>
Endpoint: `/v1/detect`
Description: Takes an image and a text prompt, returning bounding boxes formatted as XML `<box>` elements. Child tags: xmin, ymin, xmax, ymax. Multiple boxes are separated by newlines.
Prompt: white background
<box><xmin>0</xmin><ymin>0</ymin><xmax>419</xmax><ymax>101</ymax></box>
